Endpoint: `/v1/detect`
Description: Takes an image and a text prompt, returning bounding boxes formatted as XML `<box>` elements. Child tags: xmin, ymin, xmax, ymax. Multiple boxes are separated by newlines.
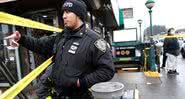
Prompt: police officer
<box><xmin>5</xmin><ymin>0</ymin><xmax>115</xmax><ymax>98</ymax></box>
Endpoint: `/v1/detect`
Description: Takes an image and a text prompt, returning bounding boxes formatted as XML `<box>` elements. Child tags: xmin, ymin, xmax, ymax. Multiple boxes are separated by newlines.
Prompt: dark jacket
<box><xmin>18</xmin><ymin>25</ymin><xmax>115</xmax><ymax>96</ymax></box>
<box><xmin>163</xmin><ymin>35</ymin><xmax>180</xmax><ymax>56</ymax></box>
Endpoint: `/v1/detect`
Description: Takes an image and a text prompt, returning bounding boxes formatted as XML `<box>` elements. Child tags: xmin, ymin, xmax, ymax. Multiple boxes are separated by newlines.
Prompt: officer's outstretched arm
<box><xmin>18</xmin><ymin>34</ymin><xmax>57</xmax><ymax>55</ymax></box>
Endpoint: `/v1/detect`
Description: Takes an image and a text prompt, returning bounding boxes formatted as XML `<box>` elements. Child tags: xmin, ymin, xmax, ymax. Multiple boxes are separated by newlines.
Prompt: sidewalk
<box><xmin>111</xmin><ymin>54</ymin><xmax>185</xmax><ymax>99</ymax></box>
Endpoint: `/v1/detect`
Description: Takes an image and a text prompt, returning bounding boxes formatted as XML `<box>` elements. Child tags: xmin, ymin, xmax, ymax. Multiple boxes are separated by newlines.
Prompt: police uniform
<box><xmin>18</xmin><ymin>0</ymin><xmax>115</xmax><ymax>98</ymax></box>
<box><xmin>19</xmin><ymin>24</ymin><xmax>114</xmax><ymax>98</ymax></box>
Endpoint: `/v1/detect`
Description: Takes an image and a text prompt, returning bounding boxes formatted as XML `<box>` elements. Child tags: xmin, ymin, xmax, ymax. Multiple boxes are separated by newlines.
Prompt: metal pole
<box><xmin>0</xmin><ymin>59</ymin><xmax>28</xmax><ymax>99</ymax></box>
<box><xmin>149</xmin><ymin>9</ymin><xmax>153</xmax><ymax>36</ymax></box>
<box><xmin>148</xmin><ymin>9</ymin><xmax>156</xmax><ymax>71</ymax></box>
<box><xmin>136</xmin><ymin>28</ymin><xmax>138</xmax><ymax>41</ymax></box>
<box><xmin>139</xmin><ymin>24</ymin><xmax>142</xmax><ymax>42</ymax></box>
<box><xmin>15</xmin><ymin>48</ymin><xmax>22</xmax><ymax>80</ymax></box>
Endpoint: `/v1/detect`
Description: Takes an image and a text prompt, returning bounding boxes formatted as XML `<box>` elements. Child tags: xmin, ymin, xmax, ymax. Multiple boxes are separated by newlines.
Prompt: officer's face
<box><xmin>63</xmin><ymin>10</ymin><xmax>79</xmax><ymax>29</ymax></box>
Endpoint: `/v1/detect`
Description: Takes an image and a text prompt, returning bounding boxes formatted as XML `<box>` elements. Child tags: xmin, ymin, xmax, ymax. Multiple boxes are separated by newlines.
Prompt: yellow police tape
<box><xmin>160</xmin><ymin>35</ymin><xmax>185</xmax><ymax>38</ymax></box>
<box><xmin>150</xmin><ymin>34</ymin><xmax>185</xmax><ymax>39</ymax></box>
<box><xmin>0</xmin><ymin>11</ymin><xmax>62</xmax><ymax>32</ymax></box>
<box><xmin>0</xmin><ymin>56</ymin><xmax>53</xmax><ymax>99</ymax></box>
<box><xmin>46</xmin><ymin>96</ymin><xmax>52</xmax><ymax>99</ymax></box>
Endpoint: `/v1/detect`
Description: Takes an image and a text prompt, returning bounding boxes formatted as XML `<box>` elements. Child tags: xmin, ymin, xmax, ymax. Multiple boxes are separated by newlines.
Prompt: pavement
<box><xmin>111</xmin><ymin>54</ymin><xmax>185</xmax><ymax>99</ymax></box>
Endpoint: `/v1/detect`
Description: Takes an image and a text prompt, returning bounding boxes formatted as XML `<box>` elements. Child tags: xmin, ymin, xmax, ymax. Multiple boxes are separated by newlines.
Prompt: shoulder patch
<box><xmin>94</xmin><ymin>39</ymin><xmax>107</xmax><ymax>52</ymax></box>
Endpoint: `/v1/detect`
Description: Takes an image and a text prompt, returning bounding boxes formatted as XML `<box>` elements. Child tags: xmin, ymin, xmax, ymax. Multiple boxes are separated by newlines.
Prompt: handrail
<box><xmin>0</xmin><ymin>56</ymin><xmax>53</xmax><ymax>99</ymax></box>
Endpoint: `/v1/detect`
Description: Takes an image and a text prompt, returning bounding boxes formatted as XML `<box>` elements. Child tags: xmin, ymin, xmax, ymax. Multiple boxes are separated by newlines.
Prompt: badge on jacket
<box><xmin>68</xmin><ymin>42</ymin><xmax>79</xmax><ymax>54</ymax></box>
<box><xmin>94</xmin><ymin>39</ymin><xmax>107</xmax><ymax>52</ymax></box>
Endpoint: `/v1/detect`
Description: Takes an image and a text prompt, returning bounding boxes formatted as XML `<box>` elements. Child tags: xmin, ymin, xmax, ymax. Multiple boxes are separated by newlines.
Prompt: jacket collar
<box><xmin>63</xmin><ymin>24</ymin><xmax>86</xmax><ymax>38</ymax></box>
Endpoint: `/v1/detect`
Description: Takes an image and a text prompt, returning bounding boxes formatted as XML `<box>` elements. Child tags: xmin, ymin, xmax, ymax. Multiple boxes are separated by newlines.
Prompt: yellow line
<box><xmin>134</xmin><ymin>89</ymin><xmax>139</xmax><ymax>99</ymax></box>
<box><xmin>144</xmin><ymin>71</ymin><xmax>160</xmax><ymax>77</ymax></box>
<box><xmin>0</xmin><ymin>11</ymin><xmax>62</xmax><ymax>32</ymax></box>
<box><xmin>0</xmin><ymin>56</ymin><xmax>53</xmax><ymax>99</ymax></box>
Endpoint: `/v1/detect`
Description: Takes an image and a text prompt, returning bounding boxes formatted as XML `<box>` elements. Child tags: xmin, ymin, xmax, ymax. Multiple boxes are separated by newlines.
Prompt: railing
<box><xmin>0</xmin><ymin>11</ymin><xmax>62</xmax><ymax>99</ymax></box>
<box><xmin>0</xmin><ymin>56</ymin><xmax>53</xmax><ymax>99</ymax></box>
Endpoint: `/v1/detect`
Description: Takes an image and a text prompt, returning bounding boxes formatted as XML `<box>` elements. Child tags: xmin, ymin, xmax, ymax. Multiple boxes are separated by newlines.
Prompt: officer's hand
<box><xmin>5</xmin><ymin>31</ymin><xmax>21</xmax><ymax>47</ymax></box>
